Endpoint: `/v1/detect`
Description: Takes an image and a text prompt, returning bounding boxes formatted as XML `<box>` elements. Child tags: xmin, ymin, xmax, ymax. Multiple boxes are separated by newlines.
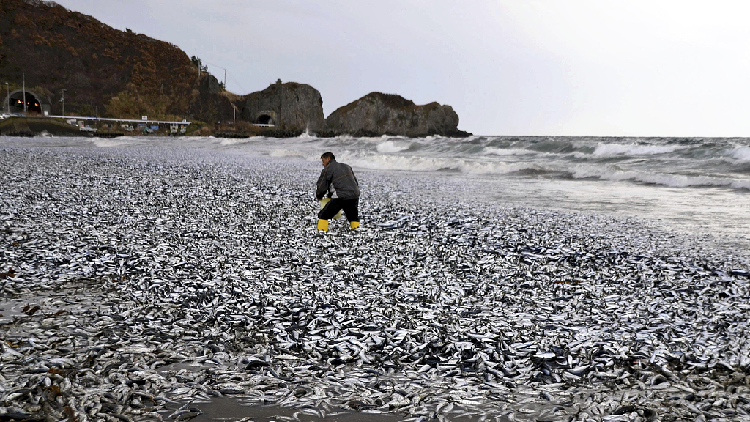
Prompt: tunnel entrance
<box><xmin>7</xmin><ymin>90</ymin><xmax>43</xmax><ymax>114</ymax></box>
<box><xmin>257</xmin><ymin>114</ymin><xmax>274</xmax><ymax>125</ymax></box>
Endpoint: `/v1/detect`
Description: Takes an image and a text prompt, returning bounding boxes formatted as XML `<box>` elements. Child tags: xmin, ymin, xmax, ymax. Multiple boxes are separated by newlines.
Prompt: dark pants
<box><xmin>319</xmin><ymin>197</ymin><xmax>359</xmax><ymax>222</ymax></box>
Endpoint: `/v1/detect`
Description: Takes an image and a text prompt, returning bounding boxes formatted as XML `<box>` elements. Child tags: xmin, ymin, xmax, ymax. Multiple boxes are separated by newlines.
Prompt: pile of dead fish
<box><xmin>1</xmin><ymin>144</ymin><xmax>749</xmax><ymax>422</ymax></box>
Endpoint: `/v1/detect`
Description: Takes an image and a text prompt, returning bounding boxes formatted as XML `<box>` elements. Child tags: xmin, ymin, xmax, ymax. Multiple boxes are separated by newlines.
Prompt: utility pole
<box><xmin>4</xmin><ymin>82</ymin><xmax>8</xmax><ymax>115</ymax></box>
<box><xmin>204</xmin><ymin>62</ymin><xmax>227</xmax><ymax>90</ymax></box>
<box><xmin>278</xmin><ymin>80</ymin><xmax>283</xmax><ymax>130</ymax></box>
<box><xmin>22</xmin><ymin>73</ymin><xmax>27</xmax><ymax>113</ymax></box>
<box><xmin>60</xmin><ymin>89</ymin><xmax>66</xmax><ymax>116</ymax></box>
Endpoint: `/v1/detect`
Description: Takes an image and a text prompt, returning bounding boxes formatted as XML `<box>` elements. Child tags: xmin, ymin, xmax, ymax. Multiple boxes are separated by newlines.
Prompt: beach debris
<box><xmin>0</xmin><ymin>144</ymin><xmax>748</xmax><ymax>421</ymax></box>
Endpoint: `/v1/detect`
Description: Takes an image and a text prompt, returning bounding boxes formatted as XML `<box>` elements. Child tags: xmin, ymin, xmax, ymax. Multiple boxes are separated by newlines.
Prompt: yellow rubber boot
<box><xmin>350</xmin><ymin>221</ymin><xmax>360</xmax><ymax>230</ymax></box>
<box><xmin>317</xmin><ymin>219</ymin><xmax>329</xmax><ymax>232</ymax></box>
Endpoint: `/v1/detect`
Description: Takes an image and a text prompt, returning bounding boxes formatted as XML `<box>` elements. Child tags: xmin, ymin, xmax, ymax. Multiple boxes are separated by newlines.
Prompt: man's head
<box><xmin>321</xmin><ymin>152</ymin><xmax>335</xmax><ymax>167</ymax></box>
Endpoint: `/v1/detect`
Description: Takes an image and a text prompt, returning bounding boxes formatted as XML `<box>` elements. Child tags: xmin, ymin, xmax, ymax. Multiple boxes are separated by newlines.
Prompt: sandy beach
<box><xmin>1</xmin><ymin>140</ymin><xmax>749</xmax><ymax>422</ymax></box>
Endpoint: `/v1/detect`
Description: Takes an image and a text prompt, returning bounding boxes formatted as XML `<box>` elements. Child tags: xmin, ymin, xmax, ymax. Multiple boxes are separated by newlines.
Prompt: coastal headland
<box><xmin>0</xmin><ymin>0</ymin><xmax>470</xmax><ymax>138</ymax></box>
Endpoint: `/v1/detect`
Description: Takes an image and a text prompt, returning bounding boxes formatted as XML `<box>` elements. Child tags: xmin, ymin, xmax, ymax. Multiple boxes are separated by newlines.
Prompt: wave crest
<box><xmin>732</xmin><ymin>147</ymin><xmax>750</xmax><ymax>161</ymax></box>
<box><xmin>376</xmin><ymin>140</ymin><xmax>411</xmax><ymax>153</ymax></box>
<box><xmin>593</xmin><ymin>143</ymin><xmax>679</xmax><ymax>157</ymax></box>
<box><xmin>573</xmin><ymin>166</ymin><xmax>749</xmax><ymax>190</ymax></box>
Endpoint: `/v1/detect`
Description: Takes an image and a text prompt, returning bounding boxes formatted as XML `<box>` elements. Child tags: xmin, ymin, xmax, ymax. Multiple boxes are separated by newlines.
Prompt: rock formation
<box><xmin>0</xmin><ymin>0</ymin><xmax>196</xmax><ymax>119</ymax></box>
<box><xmin>325</xmin><ymin>92</ymin><xmax>469</xmax><ymax>137</ymax></box>
<box><xmin>190</xmin><ymin>74</ymin><xmax>237</xmax><ymax>124</ymax></box>
<box><xmin>241</xmin><ymin>81</ymin><xmax>325</xmax><ymax>132</ymax></box>
<box><xmin>1</xmin><ymin>0</ymin><xmax>468</xmax><ymax>136</ymax></box>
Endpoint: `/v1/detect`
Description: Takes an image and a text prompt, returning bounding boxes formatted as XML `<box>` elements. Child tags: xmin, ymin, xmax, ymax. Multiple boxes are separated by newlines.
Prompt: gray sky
<box><xmin>52</xmin><ymin>0</ymin><xmax>750</xmax><ymax>136</ymax></box>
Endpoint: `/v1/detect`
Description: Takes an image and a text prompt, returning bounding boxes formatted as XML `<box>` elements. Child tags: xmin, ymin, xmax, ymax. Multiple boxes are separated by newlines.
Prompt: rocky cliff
<box><xmin>191</xmin><ymin>74</ymin><xmax>237</xmax><ymax>125</ymax></box>
<box><xmin>0</xmin><ymin>0</ymin><xmax>324</xmax><ymax>133</ymax></box>
<box><xmin>241</xmin><ymin>81</ymin><xmax>325</xmax><ymax>132</ymax></box>
<box><xmin>326</xmin><ymin>92</ymin><xmax>469</xmax><ymax>137</ymax></box>
<box><xmin>1</xmin><ymin>0</ymin><xmax>468</xmax><ymax>136</ymax></box>
<box><xmin>0</xmin><ymin>0</ymin><xmax>198</xmax><ymax>120</ymax></box>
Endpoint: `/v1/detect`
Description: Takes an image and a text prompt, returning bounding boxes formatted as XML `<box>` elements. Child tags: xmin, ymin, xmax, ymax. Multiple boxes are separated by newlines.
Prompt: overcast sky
<box><xmin>52</xmin><ymin>0</ymin><xmax>750</xmax><ymax>137</ymax></box>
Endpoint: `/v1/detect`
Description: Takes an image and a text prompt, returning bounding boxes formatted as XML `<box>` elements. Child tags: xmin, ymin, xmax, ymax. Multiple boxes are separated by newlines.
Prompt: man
<box><xmin>315</xmin><ymin>152</ymin><xmax>360</xmax><ymax>232</ymax></box>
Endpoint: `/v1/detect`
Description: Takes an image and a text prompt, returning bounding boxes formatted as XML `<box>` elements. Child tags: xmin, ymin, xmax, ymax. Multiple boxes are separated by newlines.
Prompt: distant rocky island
<box><xmin>326</xmin><ymin>92</ymin><xmax>465</xmax><ymax>137</ymax></box>
<box><xmin>0</xmin><ymin>0</ymin><xmax>470</xmax><ymax>137</ymax></box>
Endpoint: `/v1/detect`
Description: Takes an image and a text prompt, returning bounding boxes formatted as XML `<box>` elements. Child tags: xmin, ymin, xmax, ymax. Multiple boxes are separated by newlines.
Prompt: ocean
<box><xmin>230</xmin><ymin>134</ymin><xmax>750</xmax><ymax>251</ymax></box>
<box><xmin>3</xmin><ymin>134</ymin><xmax>749</xmax><ymax>251</ymax></box>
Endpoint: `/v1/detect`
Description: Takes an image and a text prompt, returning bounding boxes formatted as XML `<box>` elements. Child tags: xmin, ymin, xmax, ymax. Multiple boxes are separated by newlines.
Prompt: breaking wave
<box><xmin>375</xmin><ymin>140</ymin><xmax>411</xmax><ymax>153</ymax></box>
<box><xmin>69</xmin><ymin>134</ymin><xmax>750</xmax><ymax>192</ymax></box>
<box><xmin>570</xmin><ymin>166</ymin><xmax>750</xmax><ymax>190</ymax></box>
<box><xmin>592</xmin><ymin>143</ymin><xmax>679</xmax><ymax>157</ymax></box>
<box><xmin>732</xmin><ymin>147</ymin><xmax>750</xmax><ymax>161</ymax></box>
<box><xmin>338</xmin><ymin>144</ymin><xmax>750</xmax><ymax>191</ymax></box>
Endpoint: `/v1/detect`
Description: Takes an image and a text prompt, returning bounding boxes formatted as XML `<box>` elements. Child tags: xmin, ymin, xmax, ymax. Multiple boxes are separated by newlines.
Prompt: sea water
<box><xmin>236</xmin><ymin>134</ymin><xmax>750</xmax><ymax>251</ymax></box>
<box><xmin>2</xmin><ymin>134</ymin><xmax>749</xmax><ymax>251</ymax></box>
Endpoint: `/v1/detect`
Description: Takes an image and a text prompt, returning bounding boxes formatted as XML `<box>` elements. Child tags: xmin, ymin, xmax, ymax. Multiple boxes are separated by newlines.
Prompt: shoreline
<box><xmin>2</xmin><ymin>134</ymin><xmax>748</xmax><ymax>255</ymax></box>
<box><xmin>1</xmin><ymin>143</ymin><xmax>749</xmax><ymax>422</ymax></box>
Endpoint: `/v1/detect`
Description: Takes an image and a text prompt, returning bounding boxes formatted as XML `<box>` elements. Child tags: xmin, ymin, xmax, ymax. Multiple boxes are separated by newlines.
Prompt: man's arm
<box><xmin>315</xmin><ymin>168</ymin><xmax>329</xmax><ymax>200</ymax></box>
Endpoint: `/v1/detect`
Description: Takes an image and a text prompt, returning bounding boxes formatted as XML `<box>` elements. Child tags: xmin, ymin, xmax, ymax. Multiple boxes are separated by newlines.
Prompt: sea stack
<box><xmin>241</xmin><ymin>81</ymin><xmax>325</xmax><ymax>132</ymax></box>
<box><xmin>325</xmin><ymin>92</ymin><xmax>468</xmax><ymax>137</ymax></box>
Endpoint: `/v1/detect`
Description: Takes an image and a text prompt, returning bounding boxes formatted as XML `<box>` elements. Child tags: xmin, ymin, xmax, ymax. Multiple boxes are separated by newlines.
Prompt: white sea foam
<box><xmin>11</xmin><ymin>134</ymin><xmax>747</xmax><ymax>193</ymax></box>
<box><xmin>347</xmin><ymin>154</ymin><xmax>452</xmax><ymax>172</ymax></box>
<box><xmin>298</xmin><ymin>129</ymin><xmax>316</xmax><ymax>139</ymax></box>
<box><xmin>346</xmin><ymin>153</ymin><xmax>529</xmax><ymax>175</ymax></box>
<box><xmin>376</xmin><ymin>140</ymin><xmax>411</xmax><ymax>153</ymax></box>
<box><xmin>483</xmin><ymin>147</ymin><xmax>535</xmax><ymax>156</ymax></box>
<box><xmin>90</xmin><ymin>137</ymin><xmax>139</xmax><ymax>148</ymax></box>
<box><xmin>592</xmin><ymin>143</ymin><xmax>678</xmax><ymax>157</ymax></box>
<box><xmin>572</xmin><ymin>165</ymin><xmax>744</xmax><ymax>189</ymax></box>
<box><xmin>455</xmin><ymin>160</ymin><xmax>536</xmax><ymax>175</ymax></box>
<box><xmin>219</xmin><ymin>137</ymin><xmax>254</xmax><ymax>146</ymax></box>
<box><xmin>731</xmin><ymin>147</ymin><xmax>750</xmax><ymax>161</ymax></box>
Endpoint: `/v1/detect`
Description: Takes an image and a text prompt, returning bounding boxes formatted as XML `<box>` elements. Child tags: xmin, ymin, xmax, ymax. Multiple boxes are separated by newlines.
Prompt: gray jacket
<box><xmin>316</xmin><ymin>160</ymin><xmax>360</xmax><ymax>200</ymax></box>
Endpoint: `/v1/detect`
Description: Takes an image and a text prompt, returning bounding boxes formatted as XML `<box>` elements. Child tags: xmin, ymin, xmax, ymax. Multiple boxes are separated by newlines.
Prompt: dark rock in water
<box><xmin>242</xmin><ymin>81</ymin><xmax>325</xmax><ymax>132</ymax></box>
<box><xmin>257</xmin><ymin>128</ymin><xmax>304</xmax><ymax>138</ymax></box>
<box><xmin>215</xmin><ymin>132</ymin><xmax>249</xmax><ymax>139</ymax></box>
<box><xmin>326</xmin><ymin>92</ymin><xmax>470</xmax><ymax>137</ymax></box>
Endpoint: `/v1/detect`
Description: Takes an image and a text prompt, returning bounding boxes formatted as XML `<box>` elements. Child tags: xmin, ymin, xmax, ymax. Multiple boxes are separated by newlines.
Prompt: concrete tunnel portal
<box><xmin>257</xmin><ymin>114</ymin><xmax>274</xmax><ymax>125</ymax></box>
<box><xmin>5</xmin><ymin>90</ymin><xmax>46</xmax><ymax>114</ymax></box>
